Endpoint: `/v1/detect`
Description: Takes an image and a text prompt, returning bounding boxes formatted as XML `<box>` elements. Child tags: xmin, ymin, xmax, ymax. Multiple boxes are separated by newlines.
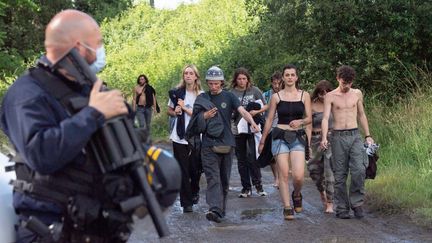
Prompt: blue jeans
<box><xmin>271</xmin><ymin>138</ymin><xmax>305</xmax><ymax>155</ymax></box>
<box><xmin>136</xmin><ymin>106</ymin><xmax>153</xmax><ymax>133</ymax></box>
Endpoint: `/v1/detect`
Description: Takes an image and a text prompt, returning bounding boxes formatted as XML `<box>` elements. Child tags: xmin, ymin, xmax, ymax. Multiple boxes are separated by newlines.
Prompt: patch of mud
<box><xmin>129</xmin><ymin>145</ymin><xmax>432</xmax><ymax>243</ymax></box>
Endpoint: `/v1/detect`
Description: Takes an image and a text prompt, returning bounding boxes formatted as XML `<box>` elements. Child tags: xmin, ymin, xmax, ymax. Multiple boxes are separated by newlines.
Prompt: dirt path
<box><xmin>129</xmin><ymin>145</ymin><xmax>432</xmax><ymax>242</ymax></box>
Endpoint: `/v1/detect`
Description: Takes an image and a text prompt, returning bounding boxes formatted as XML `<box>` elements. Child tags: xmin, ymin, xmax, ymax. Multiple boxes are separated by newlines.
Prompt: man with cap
<box><xmin>198</xmin><ymin>66</ymin><xmax>260</xmax><ymax>223</ymax></box>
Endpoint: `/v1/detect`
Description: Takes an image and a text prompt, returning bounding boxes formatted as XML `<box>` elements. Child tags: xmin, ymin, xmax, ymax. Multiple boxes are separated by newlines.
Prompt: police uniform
<box><xmin>0</xmin><ymin>56</ymin><xmax>133</xmax><ymax>242</ymax></box>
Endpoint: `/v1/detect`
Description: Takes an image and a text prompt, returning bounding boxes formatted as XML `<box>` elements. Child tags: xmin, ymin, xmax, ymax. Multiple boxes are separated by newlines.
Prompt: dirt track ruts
<box><xmin>129</xmin><ymin>144</ymin><xmax>432</xmax><ymax>243</ymax></box>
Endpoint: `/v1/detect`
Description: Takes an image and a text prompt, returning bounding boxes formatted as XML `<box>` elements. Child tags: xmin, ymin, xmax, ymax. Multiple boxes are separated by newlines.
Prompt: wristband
<box><xmin>365</xmin><ymin>135</ymin><xmax>372</xmax><ymax>139</ymax></box>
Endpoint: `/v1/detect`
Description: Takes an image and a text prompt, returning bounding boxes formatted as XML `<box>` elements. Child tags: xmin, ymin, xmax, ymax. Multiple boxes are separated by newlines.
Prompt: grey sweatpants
<box><xmin>201</xmin><ymin>146</ymin><xmax>233</xmax><ymax>216</ymax></box>
<box><xmin>331</xmin><ymin>129</ymin><xmax>368</xmax><ymax>213</ymax></box>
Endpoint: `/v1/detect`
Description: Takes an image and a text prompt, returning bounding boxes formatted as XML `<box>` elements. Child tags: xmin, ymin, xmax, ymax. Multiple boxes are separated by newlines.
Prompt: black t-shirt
<box><xmin>201</xmin><ymin>90</ymin><xmax>240</xmax><ymax>147</ymax></box>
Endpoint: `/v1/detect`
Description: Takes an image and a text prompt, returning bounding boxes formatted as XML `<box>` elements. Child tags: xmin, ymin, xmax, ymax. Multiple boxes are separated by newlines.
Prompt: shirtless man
<box><xmin>321</xmin><ymin>65</ymin><xmax>374</xmax><ymax>219</ymax></box>
<box><xmin>132</xmin><ymin>74</ymin><xmax>156</xmax><ymax>131</ymax></box>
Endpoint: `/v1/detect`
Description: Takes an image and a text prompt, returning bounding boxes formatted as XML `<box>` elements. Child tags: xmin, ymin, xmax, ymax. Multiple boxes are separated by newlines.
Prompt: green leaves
<box><xmin>254</xmin><ymin>0</ymin><xmax>432</xmax><ymax>99</ymax></box>
<box><xmin>1</xmin><ymin>0</ymin><xmax>431</xmax><ymax>103</ymax></box>
<box><xmin>100</xmin><ymin>0</ymin><xmax>256</xmax><ymax>96</ymax></box>
<box><xmin>0</xmin><ymin>0</ymin><xmax>133</xmax><ymax>82</ymax></box>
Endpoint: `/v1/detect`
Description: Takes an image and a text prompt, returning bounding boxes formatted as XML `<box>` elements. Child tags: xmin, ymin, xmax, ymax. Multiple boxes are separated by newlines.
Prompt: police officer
<box><xmin>0</xmin><ymin>10</ymin><xmax>130</xmax><ymax>242</ymax></box>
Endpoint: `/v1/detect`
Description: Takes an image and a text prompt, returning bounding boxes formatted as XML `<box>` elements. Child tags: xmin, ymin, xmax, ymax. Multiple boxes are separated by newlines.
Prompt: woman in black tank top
<box><xmin>258</xmin><ymin>64</ymin><xmax>312</xmax><ymax>220</ymax></box>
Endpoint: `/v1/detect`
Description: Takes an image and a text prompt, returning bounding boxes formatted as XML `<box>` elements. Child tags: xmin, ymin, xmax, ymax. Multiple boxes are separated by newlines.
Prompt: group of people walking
<box><xmin>138</xmin><ymin>63</ymin><xmax>374</xmax><ymax>223</ymax></box>
<box><xmin>0</xmin><ymin>8</ymin><xmax>376</xmax><ymax>242</ymax></box>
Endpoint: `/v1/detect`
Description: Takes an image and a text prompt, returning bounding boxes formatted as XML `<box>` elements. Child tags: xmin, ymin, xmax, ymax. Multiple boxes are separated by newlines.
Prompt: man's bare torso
<box><xmin>328</xmin><ymin>88</ymin><xmax>361</xmax><ymax>130</ymax></box>
<box><xmin>135</xmin><ymin>85</ymin><xmax>146</xmax><ymax>106</ymax></box>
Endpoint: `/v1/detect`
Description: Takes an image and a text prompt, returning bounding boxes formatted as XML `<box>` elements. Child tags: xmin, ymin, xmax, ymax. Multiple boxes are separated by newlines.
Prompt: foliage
<box><xmin>0</xmin><ymin>0</ymin><xmax>133</xmax><ymax>82</ymax></box>
<box><xmin>74</xmin><ymin>0</ymin><xmax>132</xmax><ymax>23</ymax></box>
<box><xmin>101</xmin><ymin>0</ymin><xmax>255</xmax><ymax>89</ymax></box>
<box><xmin>366</xmin><ymin>165</ymin><xmax>432</xmax><ymax>227</ymax></box>
<box><xmin>0</xmin><ymin>0</ymin><xmax>52</xmax><ymax>79</ymax></box>
<box><xmin>245</xmin><ymin>0</ymin><xmax>432</xmax><ymax>99</ymax></box>
<box><xmin>366</xmin><ymin>67</ymin><xmax>432</xmax><ymax>225</ymax></box>
<box><xmin>367</xmin><ymin>66</ymin><xmax>432</xmax><ymax>171</ymax></box>
<box><xmin>3</xmin><ymin>0</ymin><xmax>431</xmax><ymax>104</ymax></box>
<box><xmin>100</xmin><ymin>0</ymin><xmax>258</xmax><ymax>138</ymax></box>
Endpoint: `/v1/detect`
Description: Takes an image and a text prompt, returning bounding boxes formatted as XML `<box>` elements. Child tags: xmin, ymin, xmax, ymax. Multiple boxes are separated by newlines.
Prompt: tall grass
<box><xmin>366</xmin><ymin>67</ymin><xmax>432</xmax><ymax>226</ymax></box>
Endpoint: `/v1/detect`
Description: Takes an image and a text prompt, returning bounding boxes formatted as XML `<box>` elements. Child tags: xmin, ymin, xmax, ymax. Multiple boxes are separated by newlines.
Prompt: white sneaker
<box><xmin>256</xmin><ymin>185</ymin><xmax>267</xmax><ymax>196</ymax></box>
<box><xmin>238</xmin><ymin>188</ymin><xmax>252</xmax><ymax>198</ymax></box>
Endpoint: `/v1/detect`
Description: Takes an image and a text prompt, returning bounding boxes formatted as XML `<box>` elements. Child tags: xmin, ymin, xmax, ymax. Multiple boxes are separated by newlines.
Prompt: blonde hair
<box><xmin>177</xmin><ymin>64</ymin><xmax>202</xmax><ymax>95</ymax></box>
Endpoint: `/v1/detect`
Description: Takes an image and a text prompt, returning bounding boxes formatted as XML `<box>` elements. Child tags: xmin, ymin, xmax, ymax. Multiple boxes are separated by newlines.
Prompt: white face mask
<box><xmin>81</xmin><ymin>43</ymin><xmax>106</xmax><ymax>74</ymax></box>
<box><xmin>89</xmin><ymin>45</ymin><xmax>106</xmax><ymax>74</ymax></box>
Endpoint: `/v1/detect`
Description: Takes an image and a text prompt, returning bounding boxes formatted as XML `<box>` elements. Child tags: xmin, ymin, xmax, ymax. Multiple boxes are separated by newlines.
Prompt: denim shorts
<box><xmin>271</xmin><ymin>138</ymin><xmax>305</xmax><ymax>155</ymax></box>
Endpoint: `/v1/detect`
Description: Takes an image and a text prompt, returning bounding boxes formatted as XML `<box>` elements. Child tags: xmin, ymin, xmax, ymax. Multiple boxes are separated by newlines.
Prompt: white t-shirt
<box><xmin>168</xmin><ymin>89</ymin><xmax>203</xmax><ymax>144</ymax></box>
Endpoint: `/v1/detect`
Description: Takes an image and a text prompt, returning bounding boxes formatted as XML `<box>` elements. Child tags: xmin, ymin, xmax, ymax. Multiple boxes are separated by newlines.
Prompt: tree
<box><xmin>246</xmin><ymin>0</ymin><xmax>432</xmax><ymax>98</ymax></box>
<box><xmin>0</xmin><ymin>0</ymin><xmax>133</xmax><ymax>82</ymax></box>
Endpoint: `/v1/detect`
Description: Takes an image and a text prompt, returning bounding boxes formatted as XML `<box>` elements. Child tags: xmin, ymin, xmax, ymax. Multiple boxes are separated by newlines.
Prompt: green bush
<box><xmin>0</xmin><ymin>0</ymin><xmax>133</xmax><ymax>81</ymax></box>
<box><xmin>245</xmin><ymin>0</ymin><xmax>432</xmax><ymax>100</ymax></box>
<box><xmin>366</xmin><ymin>67</ymin><xmax>432</xmax><ymax>225</ymax></box>
<box><xmin>100</xmin><ymin>0</ymin><xmax>260</xmax><ymax>139</ymax></box>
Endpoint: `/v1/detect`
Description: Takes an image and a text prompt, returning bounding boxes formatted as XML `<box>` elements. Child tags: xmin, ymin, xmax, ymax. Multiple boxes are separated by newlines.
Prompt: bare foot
<box><xmin>325</xmin><ymin>202</ymin><xmax>334</xmax><ymax>213</ymax></box>
<box><xmin>273</xmin><ymin>180</ymin><xmax>279</xmax><ymax>189</ymax></box>
<box><xmin>320</xmin><ymin>191</ymin><xmax>327</xmax><ymax>207</ymax></box>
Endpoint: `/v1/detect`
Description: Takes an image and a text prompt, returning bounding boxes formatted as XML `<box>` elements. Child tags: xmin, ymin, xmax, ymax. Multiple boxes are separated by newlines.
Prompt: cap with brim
<box><xmin>205</xmin><ymin>66</ymin><xmax>224</xmax><ymax>81</ymax></box>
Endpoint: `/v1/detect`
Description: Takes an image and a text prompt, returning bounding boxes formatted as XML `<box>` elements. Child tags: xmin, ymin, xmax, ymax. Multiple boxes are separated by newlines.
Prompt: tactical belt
<box><xmin>11</xmin><ymin>157</ymin><xmax>97</xmax><ymax>207</ymax></box>
<box><xmin>10</xmin><ymin>179</ymin><xmax>69</xmax><ymax>204</ymax></box>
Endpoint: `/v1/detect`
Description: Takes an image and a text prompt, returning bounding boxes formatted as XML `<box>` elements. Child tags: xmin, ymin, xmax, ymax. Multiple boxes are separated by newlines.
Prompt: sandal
<box><xmin>292</xmin><ymin>191</ymin><xmax>303</xmax><ymax>213</ymax></box>
<box><xmin>283</xmin><ymin>207</ymin><xmax>294</xmax><ymax>220</ymax></box>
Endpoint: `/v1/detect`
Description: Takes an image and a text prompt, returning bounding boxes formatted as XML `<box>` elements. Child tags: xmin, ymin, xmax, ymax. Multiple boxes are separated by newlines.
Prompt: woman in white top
<box><xmin>167</xmin><ymin>64</ymin><xmax>203</xmax><ymax>213</ymax></box>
